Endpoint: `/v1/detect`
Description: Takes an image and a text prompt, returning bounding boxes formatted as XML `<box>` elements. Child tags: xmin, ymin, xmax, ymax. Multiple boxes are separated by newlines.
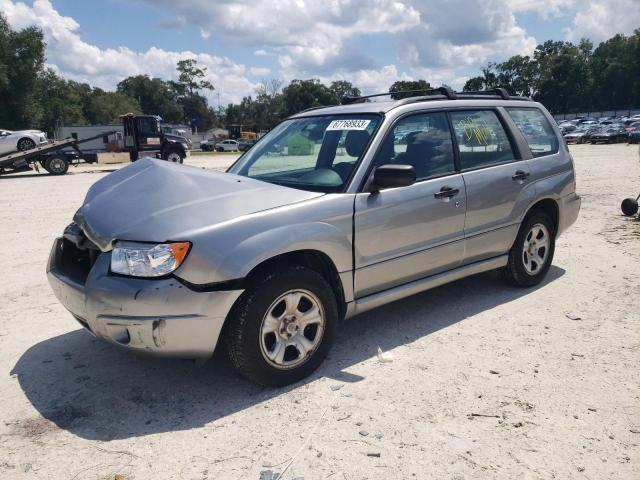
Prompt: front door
<box><xmin>354</xmin><ymin>111</ymin><xmax>466</xmax><ymax>298</ymax></box>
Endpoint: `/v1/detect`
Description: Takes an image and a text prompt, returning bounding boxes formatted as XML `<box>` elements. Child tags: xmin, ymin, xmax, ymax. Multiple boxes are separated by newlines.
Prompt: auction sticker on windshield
<box><xmin>326</xmin><ymin>119</ymin><xmax>371</xmax><ymax>131</ymax></box>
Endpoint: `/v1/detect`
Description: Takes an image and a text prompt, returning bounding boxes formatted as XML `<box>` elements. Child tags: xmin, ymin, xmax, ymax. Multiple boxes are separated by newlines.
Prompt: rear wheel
<box><xmin>502</xmin><ymin>211</ymin><xmax>555</xmax><ymax>287</ymax></box>
<box><xmin>225</xmin><ymin>266</ymin><xmax>337</xmax><ymax>386</ymax></box>
<box><xmin>43</xmin><ymin>156</ymin><xmax>69</xmax><ymax>175</ymax></box>
<box><xmin>17</xmin><ymin>137</ymin><xmax>36</xmax><ymax>151</ymax></box>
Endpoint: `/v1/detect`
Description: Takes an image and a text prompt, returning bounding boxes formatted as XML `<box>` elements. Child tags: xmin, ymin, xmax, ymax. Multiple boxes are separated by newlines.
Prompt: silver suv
<box><xmin>47</xmin><ymin>88</ymin><xmax>581</xmax><ymax>386</ymax></box>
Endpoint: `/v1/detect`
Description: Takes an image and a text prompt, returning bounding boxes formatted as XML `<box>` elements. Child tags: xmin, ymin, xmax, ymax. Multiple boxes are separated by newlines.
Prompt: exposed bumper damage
<box><xmin>46</xmin><ymin>237</ymin><xmax>243</xmax><ymax>359</ymax></box>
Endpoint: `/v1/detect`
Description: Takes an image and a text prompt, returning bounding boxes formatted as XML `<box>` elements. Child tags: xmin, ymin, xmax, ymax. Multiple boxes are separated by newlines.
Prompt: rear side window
<box><xmin>506</xmin><ymin>107</ymin><xmax>559</xmax><ymax>158</ymax></box>
<box><xmin>450</xmin><ymin>110</ymin><xmax>515</xmax><ymax>170</ymax></box>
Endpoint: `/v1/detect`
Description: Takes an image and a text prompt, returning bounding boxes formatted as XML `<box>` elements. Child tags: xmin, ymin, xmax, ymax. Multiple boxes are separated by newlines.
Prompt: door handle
<box><xmin>434</xmin><ymin>186</ymin><xmax>460</xmax><ymax>199</ymax></box>
<box><xmin>512</xmin><ymin>170</ymin><xmax>530</xmax><ymax>181</ymax></box>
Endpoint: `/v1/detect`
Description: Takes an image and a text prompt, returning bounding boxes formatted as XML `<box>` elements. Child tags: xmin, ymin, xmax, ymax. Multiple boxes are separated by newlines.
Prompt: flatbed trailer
<box><xmin>0</xmin><ymin>131</ymin><xmax>116</xmax><ymax>176</ymax></box>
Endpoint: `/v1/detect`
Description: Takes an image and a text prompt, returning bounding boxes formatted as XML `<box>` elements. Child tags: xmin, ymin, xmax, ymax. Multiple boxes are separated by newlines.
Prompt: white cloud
<box><xmin>398</xmin><ymin>0</ymin><xmax>538</xmax><ymax>70</ymax></box>
<box><xmin>564</xmin><ymin>0</ymin><xmax>640</xmax><ymax>43</ymax></box>
<box><xmin>253</xmin><ymin>49</ymin><xmax>271</xmax><ymax>56</ymax></box>
<box><xmin>509</xmin><ymin>0</ymin><xmax>575</xmax><ymax>17</ymax></box>
<box><xmin>249</xmin><ymin>67</ymin><xmax>272</xmax><ymax>76</ymax></box>
<box><xmin>138</xmin><ymin>0</ymin><xmax>420</xmax><ymax>73</ymax></box>
<box><xmin>0</xmin><ymin>0</ymin><xmax>259</xmax><ymax>104</ymax></box>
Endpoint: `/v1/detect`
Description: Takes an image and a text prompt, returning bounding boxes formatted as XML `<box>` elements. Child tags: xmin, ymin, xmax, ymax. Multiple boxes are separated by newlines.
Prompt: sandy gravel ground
<box><xmin>0</xmin><ymin>145</ymin><xmax>638</xmax><ymax>480</ymax></box>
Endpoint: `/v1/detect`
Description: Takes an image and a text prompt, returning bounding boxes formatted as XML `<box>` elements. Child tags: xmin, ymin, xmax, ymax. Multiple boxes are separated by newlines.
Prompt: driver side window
<box><xmin>375</xmin><ymin>111</ymin><xmax>456</xmax><ymax>181</ymax></box>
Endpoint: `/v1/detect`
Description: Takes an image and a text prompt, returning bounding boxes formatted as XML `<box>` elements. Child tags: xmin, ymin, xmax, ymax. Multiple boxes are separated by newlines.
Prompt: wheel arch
<box><xmin>244</xmin><ymin>249</ymin><xmax>348</xmax><ymax>319</ymax></box>
<box><xmin>524</xmin><ymin>197</ymin><xmax>559</xmax><ymax>234</ymax></box>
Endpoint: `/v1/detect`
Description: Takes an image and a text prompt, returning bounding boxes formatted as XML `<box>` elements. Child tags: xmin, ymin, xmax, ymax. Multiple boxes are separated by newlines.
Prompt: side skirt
<box><xmin>344</xmin><ymin>255</ymin><xmax>508</xmax><ymax>319</ymax></box>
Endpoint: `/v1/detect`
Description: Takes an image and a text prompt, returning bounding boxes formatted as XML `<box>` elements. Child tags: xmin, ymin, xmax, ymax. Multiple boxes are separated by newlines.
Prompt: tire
<box><xmin>621</xmin><ymin>198</ymin><xmax>639</xmax><ymax>216</ymax></box>
<box><xmin>43</xmin><ymin>156</ymin><xmax>69</xmax><ymax>175</ymax></box>
<box><xmin>163</xmin><ymin>149</ymin><xmax>184</xmax><ymax>163</ymax></box>
<box><xmin>225</xmin><ymin>265</ymin><xmax>338</xmax><ymax>386</ymax></box>
<box><xmin>17</xmin><ymin>137</ymin><xmax>36</xmax><ymax>151</ymax></box>
<box><xmin>501</xmin><ymin>210</ymin><xmax>556</xmax><ymax>288</ymax></box>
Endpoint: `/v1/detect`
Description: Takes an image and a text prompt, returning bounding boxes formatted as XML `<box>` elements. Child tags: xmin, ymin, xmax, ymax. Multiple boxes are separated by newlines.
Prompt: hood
<box><xmin>164</xmin><ymin>133</ymin><xmax>188</xmax><ymax>143</ymax></box>
<box><xmin>74</xmin><ymin>159</ymin><xmax>323</xmax><ymax>251</ymax></box>
<box><xmin>11</xmin><ymin>130</ymin><xmax>43</xmax><ymax>135</ymax></box>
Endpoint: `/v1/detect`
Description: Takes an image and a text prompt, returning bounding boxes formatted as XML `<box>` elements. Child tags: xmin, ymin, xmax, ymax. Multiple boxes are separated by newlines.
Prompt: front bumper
<box><xmin>46</xmin><ymin>238</ymin><xmax>243</xmax><ymax>359</ymax></box>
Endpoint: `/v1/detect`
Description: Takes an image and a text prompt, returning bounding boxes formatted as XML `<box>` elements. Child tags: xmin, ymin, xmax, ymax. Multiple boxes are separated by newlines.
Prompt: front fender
<box><xmin>175</xmin><ymin>194</ymin><xmax>355</xmax><ymax>287</ymax></box>
<box><xmin>217</xmin><ymin>222</ymin><xmax>352</xmax><ymax>280</ymax></box>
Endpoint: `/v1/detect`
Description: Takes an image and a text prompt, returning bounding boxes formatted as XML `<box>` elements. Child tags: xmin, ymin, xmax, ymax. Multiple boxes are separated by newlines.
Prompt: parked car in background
<box><xmin>200</xmin><ymin>138</ymin><xmax>216</xmax><ymax>151</ymax></box>
<box><xmin>564</xmin><ymin>126</ymin><xmax>597</xmax><ymax>144</ymax></box>
<box><xmin>238</xmin><ymin>139</ymin><xmax>257</xmax><ymax>152</ymax></box>
<box><xmin>47</xmin><ymin>90</ymin><xmax>580</xmax><ymax>386</ymax></box>
<box><xmin>625</xmin><ymin>121</ymin><xmax>640</xmax><ymax>132</ymax></box>
<box><xmin>627</xmin><ymin>127</ymin><xmax>640</xmax><ymax>144</ymax></box>
<box><xmin>0</xmin><ymin>128</ymin><xmax>48</xmax><ymax>155</ymax></box>
<box><xmin>590</xmin><ymin>126</ymin><xmax>628</xmax><ymax>144</ymax></box>
<box><xmin>215</xmin><ymin>139</ymin><xmax>240</xmax><ymax>152</ymax></box>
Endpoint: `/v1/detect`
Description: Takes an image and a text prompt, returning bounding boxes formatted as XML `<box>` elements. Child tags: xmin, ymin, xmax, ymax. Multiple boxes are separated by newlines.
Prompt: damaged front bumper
<box><xmin>46</xmin><ymin>237</ymin><xmax>243</xmax><ymax>359</ymax></box>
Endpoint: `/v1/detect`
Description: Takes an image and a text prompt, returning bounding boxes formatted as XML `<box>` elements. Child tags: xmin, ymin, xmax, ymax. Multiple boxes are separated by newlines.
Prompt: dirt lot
<box><xmin>0</xmin><ymin>145</ymin><xmax>639</xmax><ymax>479</ymax></box>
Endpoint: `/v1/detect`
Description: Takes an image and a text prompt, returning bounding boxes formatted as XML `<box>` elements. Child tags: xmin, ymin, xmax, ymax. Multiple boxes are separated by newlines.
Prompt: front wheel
<box><xmin>163</xmin><ymin>149</ymin><xmax>184</xmax><ymax>163</ymax></box>
<box><xmin>502</xmin><ymin>211</ymin><xmax>555</xmax><ymax>287</ymax></box>
<box><xmin>225</xmin><ymin>266</ymin><xmax>337</xmax><ymax>386</ymax></box>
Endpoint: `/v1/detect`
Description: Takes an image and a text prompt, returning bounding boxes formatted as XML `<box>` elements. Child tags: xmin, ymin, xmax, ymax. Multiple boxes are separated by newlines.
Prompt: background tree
<box><xmin>281</xmin><ymin>79</ymin><xmax>339</xmax><ymax>116</ymax></box>
<box><xmin>85</xmin><ymin>90</ymin><xmax>141</xmax><ymax>124</ymax></box>
<box><xmin>388</xmin><ymin>80</ymin><xmax>431</xmax><ymax>99</ymax></box>
<box><xmin>329</xmin><ymin>80</ymin><xmax>361</xmax><ymax>100</ymax></box>
<box><xmin>174</xmin><ymin>59</ymin><xmax>214</xmax><ymax>95</ymax></box>
<box><xmin>117</xmin><ymin>75</ymin><xmax>183</xmax><ymax>123</ymax></box>
<box><xmin>0</xmin><ymin>13</ymin><xmax>45</xmax><ymax>129</ymax></box>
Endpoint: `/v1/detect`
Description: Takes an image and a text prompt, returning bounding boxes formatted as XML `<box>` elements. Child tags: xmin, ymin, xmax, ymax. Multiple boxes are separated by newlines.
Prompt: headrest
<box><xmin>345</xmin><ymin>130</ymin><xmax>370</xmax><ymax>158</ymax></box>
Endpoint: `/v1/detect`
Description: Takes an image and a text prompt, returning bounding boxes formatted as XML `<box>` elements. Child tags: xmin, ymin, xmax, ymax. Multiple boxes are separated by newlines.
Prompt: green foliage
<box><xmin>117</xmin><ymin>75</ymin><xmax>183</xmax><ymax>123</ymax></box>
<box><xmin>281</xmin><ymin>79</ymin><xmax>339</xmax><ymax>116</ymax></box>
<box><xmin>389</xmin><ymin>80</ymin><xmax>431</xmax><ymax>99</ymax></box>
<box><xmin>329</xmin><ymin>80</ymin><xmax>361</xmax><ymax>100</ymax></box>
<box><xmin>175</xmin><ymin>58</ymin><xmax>214</xmax><ymax>95</ymax></box>
<box><xmin>464</xmin><ymin>31</ymin><xmax>640</xmax><ymax>113</ymax></box>
<box><xmin>86</xmin><ymin>91</ymin><xmax>141</xmax><ymax>124</ymax></box>
<box><xmin>0</xmin><ymin>13</ymin><xmax>45</xmax><ymax>129</ymax></box>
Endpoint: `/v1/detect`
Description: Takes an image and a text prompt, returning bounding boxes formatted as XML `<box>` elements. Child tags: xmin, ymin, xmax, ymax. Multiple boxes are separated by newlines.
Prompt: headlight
<box><xmin>111</xmin><ymin>241</ymin><xmax>190</xmax><ymax>278</ymax></box>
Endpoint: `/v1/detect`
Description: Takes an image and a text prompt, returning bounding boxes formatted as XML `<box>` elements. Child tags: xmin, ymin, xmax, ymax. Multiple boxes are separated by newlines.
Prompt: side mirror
<box><xmin>370</xmin><ymin>164</ymin><xmax>416</xmax><ymax>192</ymax></box>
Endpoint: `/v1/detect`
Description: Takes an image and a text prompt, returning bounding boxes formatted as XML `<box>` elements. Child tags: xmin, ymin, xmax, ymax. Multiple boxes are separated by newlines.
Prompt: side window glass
<box><xmin>506</xmin><ymin>107</ymin><xmax>559</xmax><ymax>158</ymax></box>
<box><xmin>375</xmin><ymin>111</ymin><xmax>455</xmax><ymax>181</ymax></box>
<box><xmin>450</xmin><ymin>110</ymin><xmax>514</xmax><ymax>169</ymax></box>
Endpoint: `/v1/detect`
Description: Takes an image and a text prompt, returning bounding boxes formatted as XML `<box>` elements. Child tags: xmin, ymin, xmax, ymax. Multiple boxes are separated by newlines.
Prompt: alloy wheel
<box><xmin>259</xmin><ymin>289</ymin><xmax>325</xmax><ymax>369</ymax></box>
<box><xmin>522</xmin><ymin>223</ymin><xmax>550</xmax><ymax>275</ymax></box>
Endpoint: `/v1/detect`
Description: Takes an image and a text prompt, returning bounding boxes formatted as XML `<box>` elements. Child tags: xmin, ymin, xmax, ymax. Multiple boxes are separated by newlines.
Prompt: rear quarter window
<box><xmin>506</xmin><ymin>107</ymin><xmax>559</xmax><ymax>158</ymax></box>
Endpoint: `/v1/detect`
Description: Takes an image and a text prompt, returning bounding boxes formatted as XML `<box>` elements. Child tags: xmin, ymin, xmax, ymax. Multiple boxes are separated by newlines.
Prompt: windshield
<box><xmin>228</xmin><ymin>114</ymin><xmax>381</xmax><ymax>193</ymax></box>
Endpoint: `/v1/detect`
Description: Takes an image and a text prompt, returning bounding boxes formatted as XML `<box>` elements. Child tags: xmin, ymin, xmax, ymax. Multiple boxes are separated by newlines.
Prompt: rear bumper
<box><xmin>558</xmin><ymin>192</ymin><xmax>581</xmax><ymax>236</ymax></box>
<box><xmin>46</xmin><ymin>238</ymin><xmax>243</xmax><ymax>359</ymax></box>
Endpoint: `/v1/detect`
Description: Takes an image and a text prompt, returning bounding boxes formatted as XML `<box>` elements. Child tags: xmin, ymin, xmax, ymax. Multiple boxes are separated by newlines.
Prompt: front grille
<box><xmin>57</xmin><ymin>224</ymin><xmax>100</xmax><ymax>285</ymax></box>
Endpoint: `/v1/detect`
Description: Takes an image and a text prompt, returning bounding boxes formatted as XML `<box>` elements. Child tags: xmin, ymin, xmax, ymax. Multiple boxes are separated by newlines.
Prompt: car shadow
<box><xmin>11</xmin><ymin>266</ymin><xmax>565</xmax><ymax>441</ymax></box>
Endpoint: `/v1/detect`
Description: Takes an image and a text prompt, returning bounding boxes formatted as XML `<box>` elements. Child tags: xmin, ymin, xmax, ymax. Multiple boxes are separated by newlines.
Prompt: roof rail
<box><xmin>462</xmin><ymin>87</ymin><xmax>510</xmax><ymax>99</ymax></box>
<box><xmin>341</xmin><ymin>86</ymin><xmax>457</xmax><ymax>104</ymax></box>
<box><xmin>341</xmin><ymin>85</ymin><xmax>531</xmax><ymax>106</ymax></box>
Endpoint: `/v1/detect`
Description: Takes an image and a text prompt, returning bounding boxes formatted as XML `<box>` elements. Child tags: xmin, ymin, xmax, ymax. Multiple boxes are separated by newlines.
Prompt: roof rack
<box><xmin>341</xmin><ymin>86</ymin><xmax>531</xmax><ymax>105</ymax></box>
<box><xmin>341</xmin><ymin>86</ymin><xmax>457</xmax><ymax>104</ymax></box>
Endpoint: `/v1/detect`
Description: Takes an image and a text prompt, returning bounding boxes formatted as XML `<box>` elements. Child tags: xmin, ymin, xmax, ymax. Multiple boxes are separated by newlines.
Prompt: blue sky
<box><xmin>2</xmin><ymin>0</ymin><xmax>638</xmax><ymax>105</ymax></box>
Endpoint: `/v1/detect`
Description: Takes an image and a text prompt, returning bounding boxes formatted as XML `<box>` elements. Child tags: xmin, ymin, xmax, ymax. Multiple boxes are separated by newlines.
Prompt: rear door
<box><xmin>449</xmin><ymin>109</ymin><xmax>535</xmax><ymax>263</ymax></box>
<box><xmin>354</xmin><ymin>111</ymin><xmax>466</xmax><ymax>297</ymax></box>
